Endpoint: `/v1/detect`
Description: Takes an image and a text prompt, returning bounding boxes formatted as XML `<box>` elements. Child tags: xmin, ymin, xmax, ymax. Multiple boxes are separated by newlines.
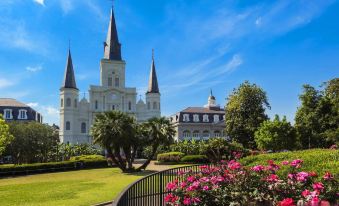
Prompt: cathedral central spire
<box><xmin>103</xmin><ymin>6</ymin><xmax>122</xmax><ymax>60</ymax></box>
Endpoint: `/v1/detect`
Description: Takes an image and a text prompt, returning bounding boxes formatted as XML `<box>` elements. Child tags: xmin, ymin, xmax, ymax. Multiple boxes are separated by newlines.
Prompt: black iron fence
<box><xmin>113</xmin><ymin>164</ymin><xmax>210</xmax><ymax>206</ymax></box>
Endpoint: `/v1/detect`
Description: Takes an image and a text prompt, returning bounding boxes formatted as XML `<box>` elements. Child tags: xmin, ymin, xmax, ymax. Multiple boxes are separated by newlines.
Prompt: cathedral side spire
<box><xmin>147</xmin><ymin>49</ymin><xmax>159</xmax><ymax>94</ymax></box>
<box><xmin>103</xmin><ymin>6</ymin><xmax>122</xmax><ymax>60</ymax></box>
<box><xmin>61</xmin><ymin>49</ymin><xmax>78</xmax><ymax>90</ymax></box>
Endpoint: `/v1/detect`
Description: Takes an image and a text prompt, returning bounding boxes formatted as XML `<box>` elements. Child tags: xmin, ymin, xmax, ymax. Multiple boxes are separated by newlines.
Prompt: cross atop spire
<box><xmin>103</xmin><ymin>5</ymin><xmax>122</xmax><ymax>60</ymax></box>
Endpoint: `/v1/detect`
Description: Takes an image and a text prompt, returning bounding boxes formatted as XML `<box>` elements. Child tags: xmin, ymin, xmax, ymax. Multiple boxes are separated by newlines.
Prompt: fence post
<box><xmin>160</xmin><ymin>172</ymin><xmax>163</xmax><ymax>205</ymax></box>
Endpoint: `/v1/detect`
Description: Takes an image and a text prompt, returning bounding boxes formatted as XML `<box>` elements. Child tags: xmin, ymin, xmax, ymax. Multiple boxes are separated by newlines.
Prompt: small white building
<box><xmin>59</xmin><ymin>8</ymin><xmax>161</xmax><ymax>144</ymax></box>
<box><xmin>170</xmin><ymin>91</ymin><xmax>226</xmax><ymax>141</ymax></box>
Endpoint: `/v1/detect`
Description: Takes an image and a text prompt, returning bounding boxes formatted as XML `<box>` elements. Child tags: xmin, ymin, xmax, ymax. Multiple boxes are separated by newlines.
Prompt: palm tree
<box><xmin>91</xmin><ymin>110</ymin><xmax>137</xmax><ymax>172</ymax></box>
<box><xmin>137</xmin><ymin>117</ymin><xmax>175</xmax><ymax>170</ymax></box>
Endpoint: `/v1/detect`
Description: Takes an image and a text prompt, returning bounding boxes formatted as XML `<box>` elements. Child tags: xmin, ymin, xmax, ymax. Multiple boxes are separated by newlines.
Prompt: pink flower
<box><xmin>199</xmin><ymin>177</ymin><xmax>210</xmax><ymax>183</ymax></box>
<box><xmin>187</xmin><ymin>176</ymin><xmax>196</xmax><ymax>182</ymax></box>
<box><xmin>251</xmin><ymin>165</ymin><xmax>265</xmax><ymax>172</ymax></box>
<box><xmin>291</xmin><ymin>159</ymin><xmax>303</xmax><ymax>168</ymax></box>
<box><xmin>310</xmin><ymin>196</ymin><xmax>320</xmax><ymax>206</ymax></box>
<box><xmin>164</xmin><ymin>194</ymin><xmax>178</xmax><ymax>203</ymax></box>
<box><xmin>323</xmin><ymin>172</ymin><xmax>333</xmax><ymax>180</ymax></box>
<box><xmin>282</xmin><ymin>160</ymin><xmax>290</xmax><ymax>165</ymax></box>
<box><xmin>203</xmin><ymin>185</ymin><xmax>210</xmax><ymax>191</ymax></box>
<box><xmin>180</xmin><ymin>181</ymin><xmax>187</xmax><ymax>188</ymax></box>
<box><xmin>228</xmin><ymin>160</ymin><xmax>242</xmax><ymax>170</ymax></box>
<box><xmin>288</xmin><ymin>173</ymin><xmax>294</xmax><ymax>179</ymax></box>
<box><xmin>191</xmin><ymin>197</ymin><xmax>201</xmax><ymax>204</ymax></box>
<box><xmin>183</xmin><ymin>197</ymin><xmax>191</xmax><ymax>205</ymax></box>
<box><xmin>313</xmin><ymin>182</ymin><xmax>324</xmax><ymax>191</ymax></box>
<box><xmin>266</xmin><ymin>174</ymin><xmax>279</xmax><ymax>182</ymax></box>
<box><xmin>296</xmin><ymin>172</ymin><xmax>309</xmax><ymax>182</ymax></box>
<box><xmin>279</xmin><ymin>198</ymin><xmax>295</xmax><ymax>206</ymax></box>
<box><xmin>166</xmin><ymin>182</ymin><xmax>177</xmax><ymax>191</ymax></box>
<box><xmin>302</xmin><ymin>189</ymin><xmax>311</xmax><ymax>197</ymax></box>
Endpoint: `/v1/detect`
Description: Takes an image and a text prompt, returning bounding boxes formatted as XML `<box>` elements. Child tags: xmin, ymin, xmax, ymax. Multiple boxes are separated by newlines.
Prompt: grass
<box><xmin>240</xmin><ymin>149</ymin><xmax>339</xmax><ymax>178</ymax></box>
<box><xmin>0</xmin><ymin>168</ymin><xmax>152</xmax><ymax>206</ymax></box>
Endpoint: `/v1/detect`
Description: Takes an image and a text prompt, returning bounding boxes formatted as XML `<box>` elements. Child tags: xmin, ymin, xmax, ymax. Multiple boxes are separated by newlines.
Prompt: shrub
<box><xmin>180</xmin><ymin>155</ymin><xmax>209</xmax><ymax>163</ymax></box>
<box><xmin>69</xmin><ymin>155</ymin><xmax>105</xmax><ymax>161</ymax></box>
<box><xmin>165</xmin><ymin>158</ymin><xmax>338</xmax><ymax>206</ymax></box>
<box><xmin>157</xmin><ymin>152</ymin><xmax>184</xmax><ymax>162</ymax></box>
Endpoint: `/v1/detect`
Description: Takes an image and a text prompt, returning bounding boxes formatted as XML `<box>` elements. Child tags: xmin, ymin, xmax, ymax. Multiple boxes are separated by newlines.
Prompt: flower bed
<box><xmin>165</xmin><ymin>159</ymin><xmax>338</xmax><ymax>206</ymax></box>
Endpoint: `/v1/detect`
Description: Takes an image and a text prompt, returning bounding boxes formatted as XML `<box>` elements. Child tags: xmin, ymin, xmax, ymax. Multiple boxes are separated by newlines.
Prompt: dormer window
<box><xmin>193</xmin><ymin>114</ymin><xmax>199</xmax><ymax>122</ymax></box>
<box><xmin>203</xmin><ymin>114</ymin><xmax>209</xmax><ymax>122</ymax></box>
<box><xmin>183</xmin><ymin>114</ymin><xmax>190</xmax><ymax>122</ymax></box>
<box><xmin>4</xmin><ymin>109</ymin><xmax>12</xmax><ymax>119</ymax></box>
<box><xmin>213</xmin><ymin>115</ymin><xmax>219</xmax><ymax>123</ymax></box>
<box><xmin>18</xmin><ymin>109</ymin><xmax>27</xmax><ymax>119</ymax></box>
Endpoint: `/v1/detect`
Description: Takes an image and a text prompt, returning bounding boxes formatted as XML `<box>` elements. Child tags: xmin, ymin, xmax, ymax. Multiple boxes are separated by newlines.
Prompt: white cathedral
<box><xmin>59</xmin><ymin>7</ymin><xmax>161</xmax><ymax>144</ymax></box>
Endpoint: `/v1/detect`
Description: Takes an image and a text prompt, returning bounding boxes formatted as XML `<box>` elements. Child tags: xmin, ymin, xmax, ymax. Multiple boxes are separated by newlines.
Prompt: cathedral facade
<box><xmin>59</xmin><ymin>8</ymin><xmax>161</xmax><ymax>144</ymax></box>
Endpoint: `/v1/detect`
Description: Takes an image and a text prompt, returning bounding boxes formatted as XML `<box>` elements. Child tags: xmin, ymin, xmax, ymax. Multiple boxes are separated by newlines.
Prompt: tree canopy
<box><xmin>225</xmin><ymin>81</ymin><xmax>270</xmax><ymax>148</ymax></box>
<box><xmin>255</xmin><ymin>115</ymin><xmax>297</xmax><ymax>151</ymax></box>
<box><xmin>0</xmin><ymin>115</ymin><xmax>14</xmax><ymax>156</ymax></box>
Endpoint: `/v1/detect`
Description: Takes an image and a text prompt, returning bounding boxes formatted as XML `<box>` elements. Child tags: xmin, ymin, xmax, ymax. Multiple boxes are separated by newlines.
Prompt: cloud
<box><xmin>26</xmin><ymin>65</ymin><xmax>42</xmax><ymax>72</ymax></box>
<box><xmin>27</xmin><ymin>102</ymin><xmax>38</xmax><ymax>107</ymax></box>
<box><xmin>255</xmin><ymin>17</ymin><xmax>262</xmax><ymax>26</ymax></box>
<box><xmin>0</xmin><ymin>78</ymin><xmax>15</xmax><ymax>89</ymax></box>
<box><xmin>33</xmin><ymin>0</ymin><xmax>44</xmax><ymax>6</ymax></box>
<box><xmin>27</xmin><ymin>102</ymin><xmax>59</xmax><ymax>125</ymax></box>
<box><xmin>60</xmin><ymin>0</ymin><xmax>73</xmax><ymax>14</ymax></box>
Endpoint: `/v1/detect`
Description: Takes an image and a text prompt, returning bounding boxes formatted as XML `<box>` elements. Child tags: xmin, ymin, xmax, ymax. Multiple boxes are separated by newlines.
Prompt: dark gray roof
<box><xmin>146</xmin><ymin>54</ymin><xmax>159</xmax><ymax>94</ymax></box>
<box><xmin>61</xmin><ymin>49</ymin><xmax>78</xmax><ymax>90</ymax></box>
<box><xmin>104</xmin><ymin>7</ymin><xmax>122</xmax><ymax>61</ymax></box>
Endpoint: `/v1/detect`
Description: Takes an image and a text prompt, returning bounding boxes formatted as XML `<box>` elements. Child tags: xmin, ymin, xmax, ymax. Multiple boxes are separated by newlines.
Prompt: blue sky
<box><xmin>0</xmin><ymin>0</ymin><xmax>338</xmax><ymax>125</ymax></box>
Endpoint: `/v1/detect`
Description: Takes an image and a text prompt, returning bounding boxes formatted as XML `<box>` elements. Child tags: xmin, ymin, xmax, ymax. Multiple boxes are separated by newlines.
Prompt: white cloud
<box><xmin>255</xmin><ymin>17</ymin><xmax>262</xmax><ymax>26</ymax></box>
<box><xmin>0</xmin><ymin>78</ymin><xmax>15</xmax><ymax>89</ymax></box>
<box><xmin>26</xmin><ymin>102</ymin><xmax>59</xmax><ymax>125</ymax></box>
<box><xmin>26</xmin><ymin>65</ymin><xmax>42</xmax><ymax>72</ymax></box>
<box><xmin>60</xmin><ymin>0</ymin><xmax>73</xmax><ymax>14</ymax></box>
<box><xmin>27</xmin><ymin>102</ymin><xmax>39</xmax><ymax>107</ymax></box>
<box><xmin>33</xmin><ymin>0</ymin><xmax>44</xmax><ymax>6</ymax></box>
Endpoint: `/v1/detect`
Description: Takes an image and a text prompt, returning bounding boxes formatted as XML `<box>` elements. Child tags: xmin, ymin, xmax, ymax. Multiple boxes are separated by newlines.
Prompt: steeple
<box><xmin>147</xmin><ymin>50</ymin><xmax>159</xmax><ymax>94</ymax></box>
<box><xmin>61</xmin><ymin>49</ymin><xmax>78</xmax><ymax>90</ymax></box>
<box><xmin>103</xmin><ymin>6</ymin><xmax>122</xmax><ymax>60</ymax></box>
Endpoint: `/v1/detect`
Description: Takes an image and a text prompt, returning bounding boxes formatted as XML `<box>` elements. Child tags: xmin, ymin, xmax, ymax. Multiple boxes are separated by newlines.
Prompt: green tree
<box><xmin>225</xmin><ymin>81</ymin><xmax>270</xmax><ymax>148</ymax></box>
<box><xmin>295</xmin><ymin>78</ymin><xmax>339</xmax><ymax>148</ymax></box>
<box><xmin>254</xmin><ymin>115</ymin><xmax>297</xmax><ymax>151</ymax></box>
<box><xmin>7</xmin><ymin>122</ymin><xmax>59</xmax><ymax>164</ymax></box>
<box><xmin>0</xmin><ymin>114</ymin><xmax>14</xmax><ymax>156</ymax></box>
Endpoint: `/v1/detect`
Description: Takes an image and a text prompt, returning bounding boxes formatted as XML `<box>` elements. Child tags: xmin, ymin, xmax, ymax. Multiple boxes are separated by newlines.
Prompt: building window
<box><xmin>66</xmin><ymin>121</ymin><xmax>71</xmax><ymax>130</ymax></box>
<box><xmin>103</xmin><ymin>96</ymin><xmax>106</xmax><ymax>110</ymax></box>
<box><xmin>18</xmin><ymin>109</ymin><xmax>27</xmax><ymax>119</ymax></box>
<box><xmin>112</xmin><ymin>105</ymin><xmax>115</xmax><ymax>110</ymax></box>
<box><xmin>203</xmin><ymin>114</ymin><xmax>209</xmax><ymax>122</ymax></box>
<box><xmin>192</xmin><ymin>130</ymin><xmax>200</xmax><ymax>139</ymax></box>
<box><xmin>193</xmin><ymin>114</ymin><xmax>199</xmax><ymax>122</ymax></box>
<box><xmin>202</xmin><ymin>130</ymin><xmax>210</xmax><ymax>139</ymax></box>
<box><xmin>147</xmin><ymin>102</ymin><xmax>150</xmax><ymax>110</ymax></box>
<box><xmin>66</xmin><ymin>98</ymin><xmax>71</xmax><ymax>107</ymax></box>
<box><xmin>81</xmin><ymin>122</ymin><xmax>86</xmax><ymax>133</ymax></box>
<box><xmin>95</xmin><ymin>100</ymin><xmax>98</xmax><ymax>110</ymax></box>
<box><xmin>214</xmin><ymin>130</ymin><xmax>221</xmax><ymax>137</ymax></box>
<box><xmin>153</xmin><ymin>102</ymin><xmax>157</xmax><ymax>110</ymax></box>
<box><xmin>213</xmin><ymin>115</ymin><xmax>219</xmax><ymax>123</ymax></box>
<box><xmin>108</xmin><ymin>77</ymin><xmax>112</xmax><ymax>86</ymax></box>
<box><xmin>61</xmin><ymin>98</ymin><xmax>63</xmax><ymax>107</ymax></box>
<box><xmin>115</xmin><ymin>77</ymin><xmax>119</xmax><ymax>87</ymax></box>
<box><xmin>4</xmin><ymin>109</ymin><xmax>12</xmax><ymax>119</ymax></box>
<box><xmin>223</xmin><ymin>115</ymin><xmax>225</xmax><ymax>120</ymax></box>
<box><xmin>183</xmin><ymin>130</ymin><xmax>191</xmax><ymax>139</ymax></box>
<box><xmin>183</xmin><ymin>114</ymin><xmax>190</xmax><ymax>122</ymax></box>
<box><xmin>128</xmin><ymin>101</ymin><xmax>132</xmax><ymax>110</ymax></box>
<box><xmin>74</xmin><ymin>99</ymin><xmax>77</xmax><ymax>108</ymax></box>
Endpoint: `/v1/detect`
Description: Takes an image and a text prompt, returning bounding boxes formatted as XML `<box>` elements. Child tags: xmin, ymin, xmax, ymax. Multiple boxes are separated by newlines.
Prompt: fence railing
<box><xmin>113</xmin><ymin>164</ymin><xmax>210</xmax><ymax>206</ymax></box>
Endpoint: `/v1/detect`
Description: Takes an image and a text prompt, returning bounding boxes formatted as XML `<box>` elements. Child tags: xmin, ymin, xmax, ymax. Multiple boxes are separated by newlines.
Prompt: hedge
<box><xmin>157</xmin><ymin>152</ymin><xmax>185</xmax><ymax>162</ymax></box>
<box><xmin>180</xmin><ymin>155</ymin><xmax>209</xmax><ymax>163</ymax></box>
<box><xmin>0</xmin><ymin>155</ymin><xmax>109</xmax><ymax>176</ymax></box>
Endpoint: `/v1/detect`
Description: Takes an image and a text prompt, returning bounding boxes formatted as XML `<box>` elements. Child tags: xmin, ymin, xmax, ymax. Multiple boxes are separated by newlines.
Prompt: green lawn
<box><xmin>0</xmin><ymin>168</ymin><xmax>152</xmax><ymax>206</ymax></box>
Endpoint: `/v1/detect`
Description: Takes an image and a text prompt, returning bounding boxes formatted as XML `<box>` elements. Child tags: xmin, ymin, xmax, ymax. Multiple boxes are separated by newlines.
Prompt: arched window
<box><xmin>115</xmin><ymin>77</ymin><xmax>119</xmax><ymax>87</ymax></box>
<box><xmin>128</xmin><ymin>101</ymin><xmax>132</xmax><ymax>110</ymax></box>
<box><xmin>183</xmin><ymin>114</ymin><xmax>190</xmax><ymax>122</ymax></box>
<box><xmin>108</xmin><ymin>77</ymin><xmax>112</xmax><ymax>86</ymax></box>
<box><xmin>203</xmin><ymin>114</ymin><xmax>209</xmax><ymax>122</ymax></box>
<box><xmin>153</xmin><ymin>102</ymin><xmax>157</xmax><ymax>109</ymax></box>
<box><xmin>61</xmin><ymin>98</ymin><xmax>63</xmax><ymax>107</ymax></box>
<box><xmin>214</xmin><ymin>130</ymin><xmax>221</xmax><ymax>137</ymax></box>
<box><xmin>193</xmin><ymin>114</ymin><xmax>199</xmax><ymax>122</ymax></box>
<box><xmin>147</xmin><ymin>102</ymin><xmax>150</xmax><ymax>110</ymax></box>
<box><xmin>213</xmin><ymin>115</ymin><xmax>219</xmax><ymax>122</ymax></box>
<box><xmin>192</xmin><ymin>130</ymin><xmax>200</xmax><ymax>139</ymax></box>
<box><xmin>202</xmin><ymin>130</ymin><xmax>210</xmax><ymax>139</ymax></box>
<box><xmin>95</xmin><ymin>100</ymin><xmax>98</xmax><ymax>110</ymax></box>
<box><xmin>74</xmin><ymin>99</ymin><xmax>77</xmax><ymax>108</ymax></box>
<box><xmin>81</xmin><ymin>122</ymin><xmax>86</xmax><ymax>133</ymax></box>
<box><xmin>183</xmin><ymin>130</ymin><xmax>191</xmax><ymax>139</ymax></box>
<box><xmin>66</xmin><ymin>98</ymin><xmax>71</xmax><ymax>107</ymax></box>
<box><xmin>66</xmin><ymin>121</ymin><xmax>71</xmax><ymax>130</ymax></box>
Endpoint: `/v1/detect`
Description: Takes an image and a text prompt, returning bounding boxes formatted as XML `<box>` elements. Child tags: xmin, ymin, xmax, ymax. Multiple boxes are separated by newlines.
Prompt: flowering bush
<box><xmin>165</xmin><ymin>159</ymin><xmax>338</xmax><ymax>206</ymax></box>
